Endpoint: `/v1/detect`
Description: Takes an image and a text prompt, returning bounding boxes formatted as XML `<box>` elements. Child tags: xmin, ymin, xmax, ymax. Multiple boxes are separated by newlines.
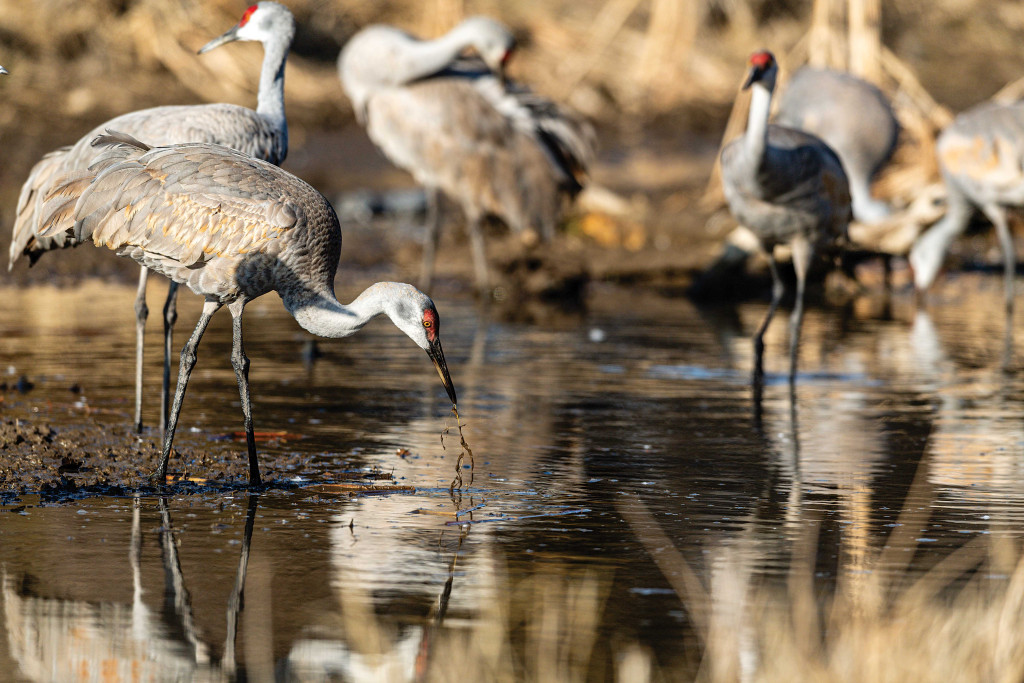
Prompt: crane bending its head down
<box><xmin>40</xmin><ymin>131</ymin><xmax>458</xmax><ymax>486</ymax></box>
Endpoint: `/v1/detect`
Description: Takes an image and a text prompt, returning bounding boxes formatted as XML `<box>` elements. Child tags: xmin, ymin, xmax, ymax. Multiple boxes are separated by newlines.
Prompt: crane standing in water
<box><xmin>8</xmin><ymin>2</ymin><xmax>296</xmax><ymax>435</ymax></box>
<box><xmin>720</xmin><ymin>51</ymin><xmax>851</xmax><ymax>384</ymax></box>
<box><xmin>910</xmin><ymin>100</ymin><xmax>1024</xmax><ymax>327</ymax></box>
<box><xmin>774</xmin><ymin>67</ymin><xmax>899</xmax><ymax>225</ymax></box>
<box><xmin>40</xmin><ymin>133</ymin><xmax>459</xmax><ymax>488</ymax></box>
<box><xmin>338</xmin><ymin>16</ymin><xmax>594</xmax><ymax>294</ymax></box>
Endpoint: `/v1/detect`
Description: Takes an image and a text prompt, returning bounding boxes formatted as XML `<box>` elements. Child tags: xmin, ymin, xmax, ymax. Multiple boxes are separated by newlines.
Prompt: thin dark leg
<box><xmin>160</xmin><ymin>281</ymin><xmax>180</xmax><ymax>436</ymax></box>
<box><xmin>229</xmin><ymin>301</ymin><xmax>261</xmax><ymax>487</ymax></box>
<box><xmin>753</xmin><ymin>254</ymin><xmax>784</xmax><ymax>386</ymax></box>
<box><xmin>157</xmin><ymin>300</ymin><xmax>221</xmax><ymax>482</ymax></box>
<box><xmin>133</xmin><ymin>268</ymin><xmax>149</xmax><ymax>434</ymax></box>
<box><xmin>420</xmin><ymin>187</ymin><xmax>442</xmax><ymax>293</ymax></box>
<box><xmin>983</xmin><ymin>206</ymin><xmax>1015</xmax><ymax>369</ymax></box>
<box><xmin>788</xmin><ymin>236</ymin><xmax>812</xmax><ymax>385</ymax></box>
<box><xmin>989</xmin><ymin>209</ymin><xmax>1016</xmax><ymax>319</ymax></box>
<box><xmin>467</xmin><ymin>214</ymin><xmax>490</xmax><ymax>297</ymax></box>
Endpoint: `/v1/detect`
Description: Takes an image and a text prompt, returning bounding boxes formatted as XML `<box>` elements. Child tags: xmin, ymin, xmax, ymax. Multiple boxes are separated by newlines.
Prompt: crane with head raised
<box><xmin>338</xmin><ymin>16</ymin><xmax>594</xmax><ymax>295</ymax></box>
<box><xmin>40</xmin><ymin>132</ymin><xmax>459</xmax><ymax>488</ymax></box>
<box><xmin>8</xmin><ymin>2</ymin><xmax>295</xmax><ymax>435</ymax></box>
<box><xmin>910</xmin><ymin>99</ymin><xmax>1024</xmax><ymax>330</ymax></box>
<box><xmin>720</xmin><ymin>51</ymin><xmax>851</xmax><ymax>384</ymax></box>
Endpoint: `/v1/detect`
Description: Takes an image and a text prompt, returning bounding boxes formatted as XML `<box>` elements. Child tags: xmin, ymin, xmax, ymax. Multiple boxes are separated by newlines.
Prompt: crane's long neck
<box><xmin>285</xmin><ymin>283</ymin><xmax>389</xmax><ymax>339</ymax></box>
<box><xmin>257</xmin><ymin>31</ymin><xmax>291</xmax><ymax>139</ymax></box>
<box><xmin>398</xmin><ymin>28</ymin><xmax>475</xmax><ymax>82</ymax></box>
<box><xmin>744</xmin><ymin>82</ymin><xmax>773</xmax><ymax>164</ymax></box>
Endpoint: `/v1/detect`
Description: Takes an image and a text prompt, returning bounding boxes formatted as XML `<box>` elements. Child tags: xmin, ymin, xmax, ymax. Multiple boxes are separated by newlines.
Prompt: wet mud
<box><xmin>0</xmin><ymin>414</ymin><xmax>317</xmax><ymax>496</ymax></box>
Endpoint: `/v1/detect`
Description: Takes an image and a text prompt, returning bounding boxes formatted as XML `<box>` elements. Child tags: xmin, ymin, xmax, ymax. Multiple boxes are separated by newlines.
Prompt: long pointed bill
<box><xmin>427</xmin><ymin>339</ymin><xmax>458</xmax><ymax>406</ymax></box>
<box><xmin>741</xmin><ymin>66</ymin><xmax>760</xmax><ymax>90</ymax></box>
<box><xmin>198</xmin><ymin>26</ymin><xmax>241</xmax><ymax>55</ymax></box>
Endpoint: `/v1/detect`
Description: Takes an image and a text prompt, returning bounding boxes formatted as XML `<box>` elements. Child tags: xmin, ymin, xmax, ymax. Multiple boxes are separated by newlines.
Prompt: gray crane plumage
<box><xmin>720</xmin><ymin>51</ymin><xmax>851</xmax><ymax>384</ymax></box>
<box><xmin>910</xmin><ymin>100</ymin><xmax>1024</xmax><ymax>325</ymax></box>
<box><xmin>40</xmin><ymin>132</ymin><xmax>459</xmax><ymax>487</ymax></box>
<box><xmin>338</xmin><ymin>17</ymin><xmax>594</xmax><ymax>293</ymax></box>
<box><xmin>8</xmin><ymin>2</ymin><xmax>295</xmax><ymax>435</ymax></box>
<box><xmin>775</xmin><ymin>67</ymin><xmax>899</xmax><ymax>224</ymax></box>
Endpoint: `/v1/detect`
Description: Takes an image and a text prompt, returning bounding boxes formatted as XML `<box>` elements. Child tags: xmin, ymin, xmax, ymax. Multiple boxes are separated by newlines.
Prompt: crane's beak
<box><xmin>198</xmin><ymin>25</ymin><xmax>241</xmax><ymax>55</ymax></box>
<box><xmin>426</xmin><ymin>339</ymin><xmax>458</xmax><ymax>407</ymax></box>
<box><xmin>742</xmin><ymin>65</ymin><xmax>764</xmax><ymax>90</ymax></box>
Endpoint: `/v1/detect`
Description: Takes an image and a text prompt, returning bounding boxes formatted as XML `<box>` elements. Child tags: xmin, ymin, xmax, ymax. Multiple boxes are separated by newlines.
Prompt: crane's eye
<box><xmin>423</xmin><ymin>320</ymin><xmax>432</xmax><ymax>328</ymax></box>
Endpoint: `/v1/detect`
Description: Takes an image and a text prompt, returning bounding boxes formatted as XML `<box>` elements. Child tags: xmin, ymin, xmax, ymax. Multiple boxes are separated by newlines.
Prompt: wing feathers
<box><xmin>38</xmin><ymin>139</ymin><xmax>310</xmax><ymax>275</ymax></box>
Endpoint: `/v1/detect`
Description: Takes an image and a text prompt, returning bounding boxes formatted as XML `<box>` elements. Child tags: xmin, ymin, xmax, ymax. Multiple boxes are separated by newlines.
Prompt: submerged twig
<box><xmin>446</xmin><ymin>406</ymin><xmax>476</xmax><ymax>493</ymax></box>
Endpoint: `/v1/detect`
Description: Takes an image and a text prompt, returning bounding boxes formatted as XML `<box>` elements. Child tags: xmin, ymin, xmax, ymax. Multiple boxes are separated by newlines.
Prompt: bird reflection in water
<box><xmin>3</xmin><ymin>494</ymin><xmax>259</xmax><ymax>681</ymax></box>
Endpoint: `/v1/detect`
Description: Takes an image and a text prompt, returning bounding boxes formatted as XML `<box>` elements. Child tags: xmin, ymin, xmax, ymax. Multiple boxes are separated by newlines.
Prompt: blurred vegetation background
<box><xmin>2</xmin><ymin>0</ymin><xmax>1024</xmax><ymax>282</ymax></box>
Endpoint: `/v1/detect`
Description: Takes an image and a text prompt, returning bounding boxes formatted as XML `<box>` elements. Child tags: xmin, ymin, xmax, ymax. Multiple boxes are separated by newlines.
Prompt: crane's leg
<box><xmin>787</xmin><ymin>236</ymin><xmax>812</xmax><ymax>385</ymax></box>
<box><xmin>467</xmin><ymin>214</ymin><xmax>490</xmax><ymax>297</ymax></box>
<box><xmin>133</xmin><ymin>268</ymin><xmax>149</xmax><ymax>434</ymax></box>
<box><xmin>420</xmin><ymin>188</ymin><xmax>442</xmax><ymax>293</ymax></box>
<box><xmin>157</xmin><ymin>300</ymin><xmax>222</xmax><ymax>482</ymax></box>
<box><xmin>229</xmin><ymin>300</ymin><xmax>261</xmax><ymax>487</ymax></box>
<box><xmin>160</xmin><ymin>281</ymin><xmax>180</xmax><ymax>436</ymax></box>
<box><xmin>981</xmin><ymin>205</ymin><xmax>1017</xmax><ymax>319</ymax></box>
<box><xmin>753</xmin><ymin>252</ymin><xmax>784</xmax><ymax>386</ymax></box>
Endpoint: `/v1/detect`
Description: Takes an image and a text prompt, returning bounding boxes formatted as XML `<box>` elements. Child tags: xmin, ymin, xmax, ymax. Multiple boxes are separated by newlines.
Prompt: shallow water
<box><xmin>1</xmin><ymin>275</ymin><xmax>1024</xmax><ymax>680</ymax></box>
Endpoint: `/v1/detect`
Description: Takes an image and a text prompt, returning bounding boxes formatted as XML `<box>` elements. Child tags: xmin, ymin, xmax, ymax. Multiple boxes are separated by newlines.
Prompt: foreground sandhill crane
<box><xmin>39</xmin><ymin>133</ymin><xmax>459</xmax><ymax>487</ymax></box>
<box><xmin>775</xmin><ymin>67</ymin><xmax>899</xmax><ymax>224</ymax></box>
<box><xmin>8</xmin><ymin>1</ymin><xmax>295</xmax><ymax>435</ymax></box>
<box><xmin>338</xmin><ymin>16</ymin><xmax>594</xmax><ymax>294</ymax></box>
<box><xmin>720</xmin><ymin>51</ymin><xmax>851</xmax><ymax>384</ymax></box>
<box><xmin>910</xmin><ymin>100</ymin><xmax>1024</xmax><ymax>325</ymax></box>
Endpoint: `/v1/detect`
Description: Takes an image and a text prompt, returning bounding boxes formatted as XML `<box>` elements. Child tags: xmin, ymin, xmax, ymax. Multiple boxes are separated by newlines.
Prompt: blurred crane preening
<box><xmin>38</xmin><ymin>133</ymin><xmax>459</xmax><ymax>487</ymax></box>
<box><xmin>7</xmin><ymin>2</ymin><xmax>296</xmax><ymax>435</ymax></box>
<box><xmin>720</xmin><ymin>51</ymin><xmax>851</xmax><ymax>385</ymax></box>
<box><xmin>910</xmin><ymin>100</ymin><xmax>1024</xmax><ymax>343</ymax></box>
<box><xmin>338</xmin><ymin>16</ymin><xmax>595</xmax><ymax>296</ymax></box>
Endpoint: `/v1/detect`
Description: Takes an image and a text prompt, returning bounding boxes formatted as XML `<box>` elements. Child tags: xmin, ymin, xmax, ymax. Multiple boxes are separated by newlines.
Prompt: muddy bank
<box><xmin>0</xmin><ymin>412</ymin><xmax>315</xmax><ymax>496</ymax></box>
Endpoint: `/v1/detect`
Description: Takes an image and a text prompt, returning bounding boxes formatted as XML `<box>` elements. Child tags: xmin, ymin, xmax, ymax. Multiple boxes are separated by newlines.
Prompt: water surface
<box><xmin>1</xmin><ymin>276</ymin><xmax>1023</xmax><ymax>680</ymax></box>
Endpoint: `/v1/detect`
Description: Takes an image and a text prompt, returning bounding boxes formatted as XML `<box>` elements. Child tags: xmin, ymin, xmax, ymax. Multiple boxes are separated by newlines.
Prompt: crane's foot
<box><xmin>145</xmin><ymin>469</ymin><xmax>171</xmax><ymax>487</ymax></box>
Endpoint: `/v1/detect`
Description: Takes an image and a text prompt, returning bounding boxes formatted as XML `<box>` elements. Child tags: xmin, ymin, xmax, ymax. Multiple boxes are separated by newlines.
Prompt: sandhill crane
<box><xmin>720</xmin><ymin>51</ymin><xmax>851</xmax><ymax>384</ymax></box>
<box><xmin>39</xmin><ymin>132</ymin><xmax>459</xmax><ymax>487</ymax></box>
<box><xmin>910</xmin><ymin>100</ymin><xmax>1024</xmax><ymax>327</ymax></box>
<box><xmin>8</xmin><ymin>1</ymin><xmax>295</xmax><ymax>435</ymax></box>
<box><xmin>775</xmin><ymin>67</ymin><xmax>899</xmax><ymax>224</ymax></box>
<box><xmin>338</xmin><ymin>16</ymin><xmax>594</xmax><ymax>294</ymax></box>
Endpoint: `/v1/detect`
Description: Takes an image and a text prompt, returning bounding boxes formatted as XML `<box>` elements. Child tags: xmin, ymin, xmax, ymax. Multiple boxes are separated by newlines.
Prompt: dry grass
<box><xmin>309</xmin><ymin>498</ymin><xmax>1024</xmax><ymax>683</ymax></box>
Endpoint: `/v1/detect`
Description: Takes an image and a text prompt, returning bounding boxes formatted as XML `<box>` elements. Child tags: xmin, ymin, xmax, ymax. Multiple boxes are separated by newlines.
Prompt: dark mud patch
<box><xmin>0</xmin><ymin>416</ymin><xmax>313</xmax><ymax>496</ymax></box>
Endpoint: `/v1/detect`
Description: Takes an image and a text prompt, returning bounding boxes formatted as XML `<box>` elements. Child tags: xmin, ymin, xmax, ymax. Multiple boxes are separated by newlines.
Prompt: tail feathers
<box><xmin>38</xmin><ymin>171</ymin><xmax>99</xmax><ymax>241</ymax></box>
<box><xmin>8</xmin><ymin>131</ymin><xmax>153</xmax><ymax>269</ymax></box>
<box><xmin>9</xmin><ymin>147</ymin><xmax>71</xmax><ymax>269</ymax></box>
